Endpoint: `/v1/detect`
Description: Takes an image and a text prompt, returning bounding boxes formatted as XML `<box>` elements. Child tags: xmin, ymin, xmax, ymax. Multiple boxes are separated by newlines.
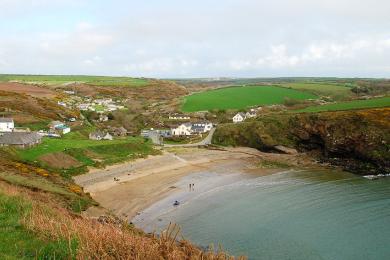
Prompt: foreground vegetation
<box><xmin>182</xmin><ymin>85</ymin><xmax>317</xmax><ymax>112</ymax></box>
<box><xmin>0</xmin><ymin>181</ymin><xmax>240</xmax><ymax>259</ymax></box>
<box><xmin>0</xmin><ymin>74</ymin><xmax>149</xmax><ymax>87</ymax></box>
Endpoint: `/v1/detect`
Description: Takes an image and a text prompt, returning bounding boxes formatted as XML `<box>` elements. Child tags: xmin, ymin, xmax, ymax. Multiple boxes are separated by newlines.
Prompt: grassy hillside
<box><xmin>182</xmin><ymin>85</ymin><xmax>317</xmax><ymax>112</ymax></box>
<box><xmin>15</xmin><ymin>132</ymin><xmax>158</xmax><ymax>177</ymax></box>
<box><xmin>0</xmin><ymin>189</ymin><xmax>76</xmax><ymax>259</ymax></box>
<box><xmin>295</xmin><ymin>96</ymin><xmax>390</xmax><ymax>113</ymax></box>
<box><xmin>0</xmin><ymin>74</ymin><xmax>148</xmax><ymax>87</ymax></box>
<box><xmin>0</xmin><ymin>181</ymin><xmax>238</xmax><ymax>259</ymax></box>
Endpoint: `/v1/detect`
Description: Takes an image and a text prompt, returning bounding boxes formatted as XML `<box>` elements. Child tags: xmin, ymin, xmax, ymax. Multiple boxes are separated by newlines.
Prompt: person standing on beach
<box><xmin>192</xmin><ymin>183</ymin><xmax>195</xmax><ymax>191</ymax></box>
<box><xmin>189</xmin><ymin>183</ymin><xmax>192</xmax><ymax>191</ymax></box>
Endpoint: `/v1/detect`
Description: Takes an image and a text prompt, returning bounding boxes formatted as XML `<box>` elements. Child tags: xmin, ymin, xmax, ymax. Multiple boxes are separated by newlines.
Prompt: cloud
<box><xmin>0</xmin><ymin>0</ymin><xmax>389</xmax><ymax>77</ymax></box>
<box><xmin>219</xmin><ymin>37</ymin><xmax>390</xmax><ymax>76</ymax></box>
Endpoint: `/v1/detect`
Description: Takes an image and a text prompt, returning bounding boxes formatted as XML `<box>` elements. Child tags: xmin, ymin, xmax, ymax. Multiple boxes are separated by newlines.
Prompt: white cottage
<box><xmin>0</xmin><ymin>118</ymin><xmax>14</xmax><ymax>132</ymax></box>
<box><xmin>171</xmin><ymin>123</ymin><xmax>193</xmax><ymax>136</ymax></box>
<box><xmin>232</xmin><ymin>113</ymin><xmax>246</xmax><ymax>123</ymax></box>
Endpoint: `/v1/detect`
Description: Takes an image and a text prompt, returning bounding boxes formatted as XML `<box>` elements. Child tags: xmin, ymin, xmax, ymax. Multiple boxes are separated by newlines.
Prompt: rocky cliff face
<box><xmin>213</xmin><ymin>108</ymin><xmax>390</xmax><ymax>175</ymax></box>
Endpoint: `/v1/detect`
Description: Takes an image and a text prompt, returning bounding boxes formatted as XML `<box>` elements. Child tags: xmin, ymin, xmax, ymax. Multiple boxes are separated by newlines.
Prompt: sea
<box><xmin>133</xmin><ymin>169</ymin><xmax>390</xmax><ymax>260</ymax></box>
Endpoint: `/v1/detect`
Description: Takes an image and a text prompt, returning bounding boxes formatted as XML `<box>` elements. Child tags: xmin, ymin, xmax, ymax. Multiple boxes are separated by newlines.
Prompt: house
<box><xmin>89</xmin><ymin>131</ymin><xmax>113</xmax><ymax>141</ymax></box>
<box><xmin>232</xmin><ymin>113</ymin><xmax>246</xmax><ymax>123</ymax></box>
<box><xmin>49</xmin><ymin>121</ymin><xmax>71</xmax><ymax>135</ymax></box>
<box><xmin>169</xmin><ymin>114</ymin><xmax>191</xmax><ymax>120</ymax></box>
<box><xmin>171</xmin><ymin>123</ymin><xmax>193</xmax><ymax>136</ymax></box>
<box><xmin>56</xmin><ymin>125</ymin><xmax>71</xmax><ymax>134</ymax></box>
<box><xmin>245</xmin><ymin>111</ymin><xmax>257</xmax><ymax>118</ymax></box>
<box><xmin>0</xmin><ymin>132</ymin><xmax>42</xmax><ymax>149</ymax></box>
<box><xmin>57</xmin><ymin>101</ymin><xmax>67</xmax><ymax>107</ymax></box>
<box><xmin>99</xmin><ymin>114</ymin><xmax>108</xmax><ymax>122</ymax></box>
<box><xmin>49</xmin><ymin>121</ymin><xmax>64</xmax><ymax>129</ymax></box>
<box><xmin>141</xmin><ymin>129</ymin><xmax>171</xmax><ymax>139</ymax></box>
<box><xmin>0</xmin><ymin>118</ymin><xmax>14</xmax><ymax>132</ymax></box>
<box><xmin>94</xmin><ymin>99</ymin><xmax>112</xmax><ymax>106</ymax></box>
<box><xmin>191</xmin><ymin>122</ymin><xmax>213</xmax><ymax>134</ymax></box>
<box><xmin>78</xmin><ymin>104</ymin><xmax>90</xmax><ymax>111</ymax></box>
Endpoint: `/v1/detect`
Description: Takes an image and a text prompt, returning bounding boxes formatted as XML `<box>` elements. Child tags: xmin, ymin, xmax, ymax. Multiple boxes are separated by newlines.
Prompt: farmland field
<box><xmin>0</xmin><ymin>74</ymin><xmax>148</xmax><ymax>87</ymax></box>
<box><xmin>182</xmin><ymin>85</ymin><xmax>317</xmax><ymax>112</ymax></box>
<box><xmin>282</xmin><ymin>82</ymin><xmax>352</xmax><ymax>100</ymax></box>
<box><xmin>295</xmin><ymin>96</ymin><xmax>390</xmax><ymax>113</ymax></box>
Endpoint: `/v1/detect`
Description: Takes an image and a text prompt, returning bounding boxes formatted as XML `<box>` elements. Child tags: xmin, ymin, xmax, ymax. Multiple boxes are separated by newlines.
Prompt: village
<box><xmin>0</xmin><ymin>104</ymin><xmax>263</xmax><ymax>148</ymax></box>
<box><xmin>58</xmin><ymin>90</ymin><xmax>126</xmax><ymax>114</ymax></box>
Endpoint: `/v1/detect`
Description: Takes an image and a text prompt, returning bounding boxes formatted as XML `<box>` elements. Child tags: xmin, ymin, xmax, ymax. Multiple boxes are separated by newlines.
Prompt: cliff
<box><xmin>213</xmin><ymin>108</ymin><xmax>390</xmax><ymax>175</ymax></box>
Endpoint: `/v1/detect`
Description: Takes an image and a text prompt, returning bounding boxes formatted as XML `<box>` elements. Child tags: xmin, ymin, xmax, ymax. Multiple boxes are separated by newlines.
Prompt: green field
<box><xmin>283</xmin><ymin>82</ymin><xmax>352</xmax><ymax>100</ymax></box>
<box><xmin>0</xmin><ymin>74</ymin><xmax>148</xmax><ymax>87</ymax></box>
<box><xmin>295</xmin><ymin>96</ymin><xmax>390</xmax><ymax>113</ymax></box>
<box><xmin>182</xmin><ymin>85</ymin><xmax>317</xmax><ymax>112</ymax></box>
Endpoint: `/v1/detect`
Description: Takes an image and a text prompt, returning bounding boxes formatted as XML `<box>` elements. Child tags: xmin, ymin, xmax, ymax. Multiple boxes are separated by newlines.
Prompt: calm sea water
<box><xmin>134</xmin><ymin>169</ymin><xmax>390</xmax><ymax>260</ymax></box>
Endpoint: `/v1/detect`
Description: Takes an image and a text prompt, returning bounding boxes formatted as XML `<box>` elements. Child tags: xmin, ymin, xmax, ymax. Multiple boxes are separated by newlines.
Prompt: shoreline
<box><xmin>74</xmin><ymin>147</ymin><xmax>318</xmax><ymax>221</ymax></box>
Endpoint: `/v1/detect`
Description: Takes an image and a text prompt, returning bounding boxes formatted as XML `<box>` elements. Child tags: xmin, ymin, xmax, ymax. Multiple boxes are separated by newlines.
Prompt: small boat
<box><xmin>173</xmin><ymin>200</ymin><xmax>180</xmax><ymax>206</ymax></box>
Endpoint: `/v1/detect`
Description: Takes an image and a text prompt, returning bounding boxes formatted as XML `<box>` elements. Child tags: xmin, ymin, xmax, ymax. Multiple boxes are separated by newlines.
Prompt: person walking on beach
<box><xmin>189</xmin><ymin>183</ymin><xmax>192</xmax><ymax>191</ymax></box>
<box><xmin>192</xmin><ymin>183</ymin><xmax>195</xmax><ymax>191</ymax></box>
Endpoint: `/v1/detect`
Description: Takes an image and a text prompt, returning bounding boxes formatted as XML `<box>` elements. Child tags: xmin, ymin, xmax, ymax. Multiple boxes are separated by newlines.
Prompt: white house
<box><xmin>78</xmin><ymin>104</ymin><xmax>90</xmax><ymax>111</ymax></box>
<box><xmin>232</xmin><ymin>113</ymin><xmax>246</xmax><ymax>123</ymax></box>
<box><xmin>89</xmin><ymin>131</ymin><xmax>113</xmax><ymax>141</ymax></box>
<box><xmin>99</xmin><ymin>114</ymin><xmax>108</xmax><ymax>122</ymax></box>
<box><xmin>57</xmin><ymin>101</ymin><xmax>67</xmax><ymax>107</ymax></box>
<box><xmin>171</xmin><ymin>123</ymin><xmax>193</xmax><ymax>136</ymax></box>
<box><xmin>0</xmin><ymin>118</ymin><xmax>14</xmax><ymax>132</ymax></box>
<box><xmin>49</xmin><ymin>121</ymin><xmax>71</xmax><ymax>135</ymax></box>
<box><xmin>245</xmin><ymin>111</ymin><xmax>257</xmax><ymax>118</ymax></box>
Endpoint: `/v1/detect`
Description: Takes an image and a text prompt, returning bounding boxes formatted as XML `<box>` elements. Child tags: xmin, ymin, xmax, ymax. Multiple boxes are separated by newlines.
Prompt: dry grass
<box><xmin>23</xmin><ymin>198</ymin><xmax>244</xmax><ymax>260</ymax></box>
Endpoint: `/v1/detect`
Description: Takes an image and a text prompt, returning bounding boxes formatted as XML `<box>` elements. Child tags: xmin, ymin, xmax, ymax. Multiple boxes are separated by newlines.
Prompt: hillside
<box><xmin>213</xmin><ymin>108</ymin><xmax>390</xmax><ymax>175</ymax></box>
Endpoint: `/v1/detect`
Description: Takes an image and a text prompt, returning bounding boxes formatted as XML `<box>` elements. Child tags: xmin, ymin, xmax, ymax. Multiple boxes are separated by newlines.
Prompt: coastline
<box><xmin>74</xmin><ymin>147</ymin><xmax>318</xmax><ymax>221</ymax></box>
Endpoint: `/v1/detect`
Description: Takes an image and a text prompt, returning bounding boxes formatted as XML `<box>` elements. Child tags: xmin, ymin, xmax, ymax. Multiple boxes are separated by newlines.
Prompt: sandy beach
<box><xmin>74</xmin><ymin>147</ymin><xmax>316</xmax><ymax>221</ymax></box>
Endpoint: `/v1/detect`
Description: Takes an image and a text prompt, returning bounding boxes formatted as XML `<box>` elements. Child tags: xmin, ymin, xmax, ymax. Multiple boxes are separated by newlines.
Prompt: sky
<box><xmin>0</xmin><ymin>0</ymin><xmax>390</xmax><ymax>78</ymax></box>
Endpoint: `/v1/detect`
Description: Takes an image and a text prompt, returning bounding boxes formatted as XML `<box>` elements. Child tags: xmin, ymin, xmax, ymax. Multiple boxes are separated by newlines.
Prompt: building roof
<box><xmin>0</xmin><ymin>118</ymin><xmax>13</xmax><ymax>123</ymax></box>
<box><xmin>49</xmin><ymin>121</ymin><xmax>64</xmax><ymax>127</ymax></box>
<box><xmin>55</xmin><ymin>125</ymin><xmax>70</xmax><ymax>130</ymax></box>
<box><xmin>193</xmin><ymin>121</ymin><xmax>212</xmax><ymax>125</ymax></box>
<box><xmin>89</xmin><ymin>131</ymin><xmax>108</xmax><ymax>137</ymax></box>
<box><xmin>191</xmin><ymin>125</ymin><xmax>206</xmax><ymax>132</ymax></box>
<box><xmin>235</xmin><ymin>112</ymin><xmax>246</xmax><ymax>118</ymax></box>
<box><xmin>182</xmin><ymin>123</ymin><xmax>193</xmax><ymax>127</ymax></box>
<box><xmin>0</xmin><ymin>132</ymin><xmax>41</xmax><ymax>145</ymax></box>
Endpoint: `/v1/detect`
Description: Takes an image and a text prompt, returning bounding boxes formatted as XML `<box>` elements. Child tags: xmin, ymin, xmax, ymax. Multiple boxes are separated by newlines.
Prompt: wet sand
<box><xmin>74</xmin><ymin>147</ymin><xmax>316</xmax><ymax>221</ymax></box>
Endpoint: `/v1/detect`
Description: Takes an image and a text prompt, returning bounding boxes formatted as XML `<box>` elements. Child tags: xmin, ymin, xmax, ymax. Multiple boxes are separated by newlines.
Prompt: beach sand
<box><xmin>74</xmin><ymin>147</ymin><xmax>316</xmax><ymax>221</ymax></box>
